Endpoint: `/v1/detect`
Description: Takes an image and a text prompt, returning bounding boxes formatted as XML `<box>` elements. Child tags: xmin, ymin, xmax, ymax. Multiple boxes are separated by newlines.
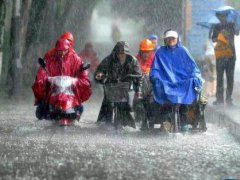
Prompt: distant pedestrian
<box><xmin>147</xmin><ymin>34</ymin><xmax>160</xmax><ymax>53</ymax></box>
<box><xmin>79</xmin><ymin>42</ymin><xmax>100</xmax><ymax>79</ymax></box>
<box><xmin>80</xmin><ymin>42</ymin><xmax>101</xmax><ymax>95</ymax></box>
<box><xmin>211</xmin><ymin>11</ymin><xmax>239</xmax><ymax>106</ymax></box>
<box><xmin>202</xmin><ymin>39</ymin><xmax>216</xmax><ymax>97</ymax></box>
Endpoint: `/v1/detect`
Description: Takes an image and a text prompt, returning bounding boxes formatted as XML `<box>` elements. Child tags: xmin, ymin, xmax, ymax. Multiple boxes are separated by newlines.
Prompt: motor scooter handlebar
<box><xmin>81</xmin><ymin>62</ymin><xmax>90</xmax><ymax>71</ymax></box>
<box><xmin>38</xmin><ymin>58</ymin><xmax>90</xmax><ymax>77</ymax></box>
<box><xmin>120</xmin><ymin>74</ymin><xmax>142</xmax><ymax>81</ymax></box>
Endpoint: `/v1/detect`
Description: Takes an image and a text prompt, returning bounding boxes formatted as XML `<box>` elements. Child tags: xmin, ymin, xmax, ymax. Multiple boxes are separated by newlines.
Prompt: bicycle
<box><xmin>103</xmin><ymin>74</ymin><xmax>142</xmax><ymax>130</ymax></box>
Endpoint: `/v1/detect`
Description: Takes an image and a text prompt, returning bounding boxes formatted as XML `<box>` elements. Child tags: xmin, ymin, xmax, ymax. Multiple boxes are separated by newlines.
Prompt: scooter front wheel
<box><xmin>59</xmin><ymin>118</ymin><xmax>72</xmax><ymax>126</ymax></box>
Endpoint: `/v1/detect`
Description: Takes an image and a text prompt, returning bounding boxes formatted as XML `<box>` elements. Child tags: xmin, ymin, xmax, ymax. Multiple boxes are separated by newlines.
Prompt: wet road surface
<box><xmin>0</xmin><ymin>98</ymin><xmax>240</xmax><ymax>180</ymax></box>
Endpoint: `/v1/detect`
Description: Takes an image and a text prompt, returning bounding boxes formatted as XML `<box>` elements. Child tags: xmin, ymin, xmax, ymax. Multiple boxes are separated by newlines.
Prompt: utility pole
<box><xmin>11</xmin><ymin>0</ymin><xmax>22</xmax><ymax>96</ymax></box>
<box><xmin>181</xmin><ymin>0</ymin><xmax>187</xmax><ymax>45</ymax></box>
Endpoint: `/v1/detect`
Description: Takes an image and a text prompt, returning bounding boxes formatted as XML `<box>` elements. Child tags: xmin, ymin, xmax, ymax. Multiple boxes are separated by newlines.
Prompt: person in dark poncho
<box><xmin>95</xmin><ymin>41</ymin><xmax>143</xmax><ymax>129</ymax></box>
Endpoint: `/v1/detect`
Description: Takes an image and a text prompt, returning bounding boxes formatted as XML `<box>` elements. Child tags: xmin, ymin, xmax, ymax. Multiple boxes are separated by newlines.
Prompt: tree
<box><xmin>10</xmin><ymin>0</ymin><xmax>22</xmax><ymax>96</ymax></box>
<box><xmin>0</xmin><ymin>0</ymin><xmax>6</xmax><ymax>78</ymax></box>
<box><xmin>22</xmin><ymin>0</ymin><xmax>99</xmax><ymax>87</ymax></box>
<box><xmin>111</xmin><ymin>0</ymin><xmax>184</xmax><ymax>36</ymax></box>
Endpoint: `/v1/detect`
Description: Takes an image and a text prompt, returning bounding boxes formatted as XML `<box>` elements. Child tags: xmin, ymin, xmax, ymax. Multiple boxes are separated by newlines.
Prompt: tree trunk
<box><xmin>11</xmin><ymin>0</ymin><xmax>22</xmax><ymax>96</ymax></box>
<box><xmin>0</xmin><ymin>0</ymin><xmax>6</xmax><ymax>78</ymax></box>
<box><xmin>47</xmin><ymin>0</ymin><xmax>57</xmax><ymax>43</ymax></box>
<box><xmin>20</xmin><ymin>0</ymin><xmax>32</xmax><ymax>58</ymax></box>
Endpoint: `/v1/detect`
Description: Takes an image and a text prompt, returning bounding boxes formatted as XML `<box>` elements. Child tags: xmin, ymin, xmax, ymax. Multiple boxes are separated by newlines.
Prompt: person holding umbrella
<box><xmin>211</xmin><ymin>7</ymin><xmax>239</xmax><ymax>106</ymax></box>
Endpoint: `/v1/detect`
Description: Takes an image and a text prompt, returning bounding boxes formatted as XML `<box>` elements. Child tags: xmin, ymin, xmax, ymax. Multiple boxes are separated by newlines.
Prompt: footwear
<box><xmin>148</xmin><ymin>122</ymin><xmax>154</xmax><ymax>130</ymax></box>
<box><xmin>181</xmin><ymin>124</ymin><xmax>189</xmax><ymax>132</ymax></box>
<box><xmin>140</xmin><ymin>125</ymin><xmax>149</xmax><ymax>131</ymax></box>
<box><xmin>226</xmin><ymin>101</ymin><xmax>234</xmax><ymax>107</ymax></box>
<box><xmin>140</xmin><ymin>121</ymin><xmax>149</xmax><ymax>131</ymax></box>
<box><xmin>76</xmin><ymin>112</ymin><xmax>81</xmax><ymax>121</ymax></box>
<box><xmin>212</xmin><ymin>100</ymin><xmax>224</xmax><ymax>105</ymax></box>
<box><xmin>127</xmin><ymin>120</ymin><xmax>136</xmax><ymax>129</ymax></box>
<box><xmin>160</xmin><ymin>121</ymin><xmax>171</xmax><ymax>133</ymax></box>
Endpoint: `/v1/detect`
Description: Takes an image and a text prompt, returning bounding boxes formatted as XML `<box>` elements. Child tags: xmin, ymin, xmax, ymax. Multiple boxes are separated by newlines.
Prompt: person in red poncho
<box><xmin>135</xmin><ymin>39</ymin><xmax>155</xmax><ymax>130</ymax></box>
<box><xmin>32</xmin><ymin>38</ymin><xmax>92</xmax><ymax>119</ymax></box>
<box><xmin>44</xmin><ymin>31</ymin><xmax>76</xmax><ymax>60</ymax></box>
<box><xmin>79</xmin><ymin>42</ymin><xmax>100</xmax><ymax>74</ymax></box>
<box><xmin>79</xmin><ymin>42</ymin><xmax>100</xmax><ymax>95</ymax></box>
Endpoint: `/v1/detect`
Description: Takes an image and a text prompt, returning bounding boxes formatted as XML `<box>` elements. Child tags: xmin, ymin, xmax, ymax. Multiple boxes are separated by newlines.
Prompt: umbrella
<box><xmin>196</xmin><ymin>5</ymin><xmax>240</xmax><ymax>29</ymax></box>
<box><xmin>196</xmin><ymin>13</ymin><xmax>220</xmax><ymax>28</ymax></box>
<box><xmin>214</xmin><ymin>5</ymin><xmax>234</xmax><ymax>13</ymax></box>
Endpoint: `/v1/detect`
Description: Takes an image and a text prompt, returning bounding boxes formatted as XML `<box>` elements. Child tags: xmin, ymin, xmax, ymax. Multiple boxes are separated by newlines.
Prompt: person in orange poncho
<box><xmin>135</xmin><ymin>39</ymin><xmax>155</xmax><ymax>130</ymax></box>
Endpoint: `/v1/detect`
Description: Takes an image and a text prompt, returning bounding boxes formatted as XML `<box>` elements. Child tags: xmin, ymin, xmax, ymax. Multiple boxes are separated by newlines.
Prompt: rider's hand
<box><xmin>149</xmin><ymin>76</ymin><xmax>156</xmax><ymax>83</ymax></box>
<box><xmin>135</xmin><ymin>91</ymin><xmax>143</xmax><ymax>100</ymax></box>
<box><xmin>143</xmin><ymin>72</ymin><xmax>149</xmax><ymax>77</ymax></box>
<box><xmin>95</xmin><ymin>72</ymin><xmax>104</xmax><ymax>80</ymax></box>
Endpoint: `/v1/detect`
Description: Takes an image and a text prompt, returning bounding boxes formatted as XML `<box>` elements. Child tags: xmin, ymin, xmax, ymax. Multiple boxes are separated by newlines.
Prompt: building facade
<box><xmin>186</xmin><ymin>0</ymin><xmax>224</xmax><ymax>58</ymax></box>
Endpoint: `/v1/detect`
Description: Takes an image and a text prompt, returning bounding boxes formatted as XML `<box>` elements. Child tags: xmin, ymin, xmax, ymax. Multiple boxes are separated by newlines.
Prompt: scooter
<box><xmin>38</xmin><ymin>58</ymin><xmax>90</xmax><ymax>126</ymax></box>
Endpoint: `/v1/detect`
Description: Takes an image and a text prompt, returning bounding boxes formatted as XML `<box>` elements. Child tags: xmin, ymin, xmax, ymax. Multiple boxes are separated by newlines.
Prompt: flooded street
<box><xmin>2</xmin><ymin>0</ymin><xmax>240</xmax><ymax>179</ymax></box>
<box><xmin>0</xmin><ymin>98</ymin><xmax>239</xmax><ymax>180</ymax></box>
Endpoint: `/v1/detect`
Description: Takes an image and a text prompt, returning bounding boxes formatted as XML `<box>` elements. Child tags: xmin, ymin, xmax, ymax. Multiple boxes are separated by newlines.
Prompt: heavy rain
<box><xmin>0</xmin><ymin>0</ymin><xmax>240</xmax><ymax>180</ymax></box>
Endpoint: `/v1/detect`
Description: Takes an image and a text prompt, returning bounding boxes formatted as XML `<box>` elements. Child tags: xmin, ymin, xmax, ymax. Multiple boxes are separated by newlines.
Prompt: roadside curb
<box><xmin>206</xmin><ymin>105</ymin><xmax>240</xmax><ymax>139</ymax></box>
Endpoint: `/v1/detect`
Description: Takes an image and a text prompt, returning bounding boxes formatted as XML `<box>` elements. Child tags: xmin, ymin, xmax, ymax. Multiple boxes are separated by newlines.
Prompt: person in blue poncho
<box><xmin>150</xmin><ymin>29</ymin><xmax>203</xmax><ymax>130</ymax></box>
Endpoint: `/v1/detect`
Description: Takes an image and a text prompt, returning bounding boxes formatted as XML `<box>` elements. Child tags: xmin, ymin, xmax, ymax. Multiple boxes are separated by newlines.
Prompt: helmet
<box><xmin>55</xmin><ymin>38</ymin><xmax>70</xmax><ymax>51</ymax></box>
<box><xmin>139</xmin><ymin>39</ymin><xmax>154</xmax><ymax>51</ymax></box>
<box><xmin>60</xmin><ymin>32</ymin><xmax>74</xmax><ymax>47</ymax></box>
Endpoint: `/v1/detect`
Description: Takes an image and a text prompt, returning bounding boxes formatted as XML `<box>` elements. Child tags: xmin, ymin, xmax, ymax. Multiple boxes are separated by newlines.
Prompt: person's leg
<box><xmin>97</xmin><ymin>97</ymin><xmax>113</xmax><ymax>123</ymax></box>
<box><xmin>121</xmin><ymin>102</ymin><xmax>136</xmax><ymax>128</ymax></box>
<box><xmin>35</xmin><ymin>100</ymin><xmax>49</xmax><ymax>120</ymax></box>
<box><xmin>205</xmin><ymin>81</ymin><xmax>212</xmax><ymax>96</ymax></box>
<box><xmin>214</xmin><ymin>58</ymin><xmax>224</xmax><ymax>104</ymax></box>
<box><xmin>75</xmin><ymin>105</ymin><xmax>84</xmax><ymax>121</ymax></box>
<box><xmin>212</xmin><ymin>80</ymin><xmax>217</xmax><ymax>97</ymax></box>
<box><xmin>140</xmin><ymin>100</ymin><xmax>149</xmax><ymax>130</ymax></box>
<box><xmin>205</xmin><ymin>56</ymin><xmax>212</xmax><ymax>96</ymax></box>
<box><xmin>225</xmin><ymin>57</ymin><xmax>236</xmax><ymax>105</ymax></box>
<box><xmin>208</xmin><ymin>55</ymin><xmax>217</xmax><ymax>96</ymax></box>
<box><xmin>179</xmin><ymin>104</ymin><xmax>189</xmax><ymax>131</ymax></box>
<box><xmin>133</xmin><ymin>98</ymin><xmax>145</xmax><ymax>122</ymax></box>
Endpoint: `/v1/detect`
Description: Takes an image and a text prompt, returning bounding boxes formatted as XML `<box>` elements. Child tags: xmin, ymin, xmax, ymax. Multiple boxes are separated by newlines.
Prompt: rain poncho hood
<box><xmin>112</xmin><ymin>41</ymin><xmax>131</xmax><ymax>55</ymax></box>
<box><xmin>150</xmin><ymin>41</ymin><xmax>203</xmax><ymax>105</ymax></box>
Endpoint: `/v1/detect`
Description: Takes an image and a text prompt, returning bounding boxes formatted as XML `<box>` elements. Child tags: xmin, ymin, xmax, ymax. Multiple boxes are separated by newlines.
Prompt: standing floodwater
<box><xmin>0</xmin><ymin>99</ymin><xmax>239</xmax><ymax>180</ymax></box>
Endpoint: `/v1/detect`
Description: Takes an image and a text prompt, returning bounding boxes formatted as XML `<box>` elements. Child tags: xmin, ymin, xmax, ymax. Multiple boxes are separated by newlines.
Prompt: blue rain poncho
<box><xmin>150</xmin><ymin>42</ymin><xmax>203</xmax><ymax>105</ymax></box>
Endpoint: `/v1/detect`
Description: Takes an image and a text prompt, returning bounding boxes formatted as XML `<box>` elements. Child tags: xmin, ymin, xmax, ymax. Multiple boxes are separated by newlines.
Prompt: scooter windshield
<box><xmin>48</xmin><ymin>76</ymin><xmax>78</xmax><ymax>96</ymax></box>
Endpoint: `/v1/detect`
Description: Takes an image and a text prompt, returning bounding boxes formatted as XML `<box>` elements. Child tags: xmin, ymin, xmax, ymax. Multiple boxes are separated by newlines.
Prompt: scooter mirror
<box><xmin>38</xmin><ymin>58</ymin><xmax>46</xmax><ymax>69</ymax></box>
<box><xmin>82</xmin><ymin>62</ymin><xmax>90</xmax><ymax>71</ymax></box>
